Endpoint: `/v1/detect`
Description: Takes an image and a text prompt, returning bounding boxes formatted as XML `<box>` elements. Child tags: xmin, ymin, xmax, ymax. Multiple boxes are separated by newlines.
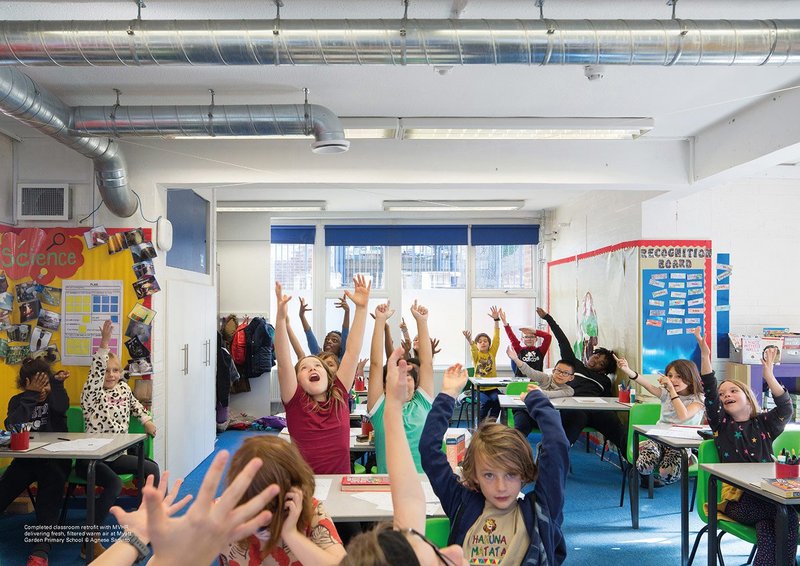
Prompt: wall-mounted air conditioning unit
<box><xmin>16</xmin><ymin>183</ymin><xmax>71</xmax><ymax>221</ymax></box>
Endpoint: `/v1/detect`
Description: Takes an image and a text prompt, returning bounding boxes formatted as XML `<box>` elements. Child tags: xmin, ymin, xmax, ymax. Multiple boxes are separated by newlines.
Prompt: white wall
<box><xmin>0</xmin><ymin>134</ymin><xmax>13</xmax><ymax>223</ymax></box>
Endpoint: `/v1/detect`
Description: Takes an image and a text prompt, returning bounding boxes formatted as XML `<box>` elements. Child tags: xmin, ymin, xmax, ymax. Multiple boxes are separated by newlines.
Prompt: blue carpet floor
<box><xmin>0</xmin><ymin>430</ymin><xmax>756</xmax><ymax>565</ymax></box>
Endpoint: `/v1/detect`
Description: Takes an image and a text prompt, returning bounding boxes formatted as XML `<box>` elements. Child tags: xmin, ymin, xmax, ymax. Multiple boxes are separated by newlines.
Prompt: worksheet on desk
<box><xmin>42</xmin><ymin>438</ymin><xmax>114</xmax><ymax>452</ymax></box>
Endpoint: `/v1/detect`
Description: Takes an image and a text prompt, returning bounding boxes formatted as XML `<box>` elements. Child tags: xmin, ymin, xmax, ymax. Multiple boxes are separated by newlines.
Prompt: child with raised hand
<box><xmin>219</xmin><ymin>436</ymin><xmax>346</xmax><ymax>565</ymax></box>
<box><xmin>463</xmin><ymin>305</ymin><xmax>502</xmax><ymax>421</ymax></box>
<box><xmin>695</xmin><ymin>326</ymin><xmax>797</xmax><ymax>565</ymax></box>
<box><xmin>500</xmin><ymin>308</ymin><xmax>552</xmax><ymax>374</ymax></box>
<box><xmin>615</xmin><ymin>352</ymin><xmax>704</xmax><ymax>486</ymax></box>
<box><xmin>298</xmin><ymin>294</ymin><xmax>349</xmax><ymax>361</ymax></box>
<box><xmin>367</xmin><ymin>300</ymin><xmax>434</xmax><ymax>474</ymax></box>
<box><xmin>79</xmin><ymin>318</ymin><xmax>159</xmax><ymax>558</ymax></box>
<box><xmin>274</xmin><ymin>275</ymin><xmax>370</xmax><ymax>474</ymax></box>
<box><xmin>420</xmin><ymin>361</ymin><xmax>569</xmax><ymax>565</ymax></box>
<box><xmin>0</xmin><ymin>357</ymin><xmax>70</xmax><ymax>566</ymax></box>
<box><xmin>343</xmin><ymin>347</ymin><xmax>467</xmax><ymax>566</ymax></box>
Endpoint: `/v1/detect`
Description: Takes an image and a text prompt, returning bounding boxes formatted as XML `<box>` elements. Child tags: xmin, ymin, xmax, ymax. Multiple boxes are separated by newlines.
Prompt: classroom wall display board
<box><xmin>547</xmin><ymin>240</ymin><xmax>712</xmax><ymax>378</ymax></box>
<box><xmin>0</xmin><ymin>226</ymin><xmax>154</xmax><ymax>421</ymax></box>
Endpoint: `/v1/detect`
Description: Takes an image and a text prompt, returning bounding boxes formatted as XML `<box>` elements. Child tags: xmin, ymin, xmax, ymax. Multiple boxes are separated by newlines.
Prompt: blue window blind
<box><xmin>471</xmin><ymin>224</ymin><xmax>539</xmax><ymax>245</ymax></box>
<box><xmin>325</xmin><ymin>225</ymin><xmax>468</xmax><ymax>246</ymax></box>
<box><xmin>271</xmin><ymin>225</ymin><xmax>316</xmax><ymax>244</ymax></box>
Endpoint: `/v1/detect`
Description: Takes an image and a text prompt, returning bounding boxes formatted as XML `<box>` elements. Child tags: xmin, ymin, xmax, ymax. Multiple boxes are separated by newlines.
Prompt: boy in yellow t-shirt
<box><xmin>463</xmin><ymin>306</ymin><xmax>501</xmax><ymax>421</ymax></box>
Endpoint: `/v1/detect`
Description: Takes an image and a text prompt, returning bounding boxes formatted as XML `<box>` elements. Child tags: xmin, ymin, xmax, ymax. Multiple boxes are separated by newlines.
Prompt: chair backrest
<box><xmin>626</xmin><ymin>402</ymin><xmax>661</xmax><ymax>462</ymax></box>
<box><xmin>424</xmin><ymin>517</ymin><xmax>451</xmax><ymax>548</ymax></box>
<box><xmin>505</xmin><ymin>381</ymin><xmax>530</xmax><ymax>426</ymax></box>
<box><xmin>772</xmin><ymin>429</ymin><xmax>800</xmax><ymax>458</ymax></box>
<box><xmin>695</xmin><ymin>439</ymin><xmax>721</xmax><ymax>524</ymax></box>
<box><xmin>66</xmin><ymin>405</ymin><xmax>85</xmax><ymax>432</ymax></box>
<box><xmin>128</xmin><ymin>418</ymin><xmax>154</xmax><ymax>459</ymax></box>
<box><xmin>467</xmin><ymin>367</ymin><xmax>475</xmax><ymax>378</ymax></box>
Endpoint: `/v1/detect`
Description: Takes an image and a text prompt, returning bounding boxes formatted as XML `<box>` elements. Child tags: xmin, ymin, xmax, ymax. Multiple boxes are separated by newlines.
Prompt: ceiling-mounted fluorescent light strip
<box><xmin>383</xmin><ymin>200</ymin><xmax>524</xmax><ymax>212</ymax></box>
<box><xmin>216</xmin><ymin>200</ymin><xmax>327</xmax><ymax>212</ymax></box>
<box><xmin>400</xmin><ymin>117</ymin><xmax>654</xmax><ymax>140</ymax></box>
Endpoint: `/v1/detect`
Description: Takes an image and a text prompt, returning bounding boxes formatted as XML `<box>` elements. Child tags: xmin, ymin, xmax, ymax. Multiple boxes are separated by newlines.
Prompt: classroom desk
<box><xmin>279</xmin><ymin>427</ymin><xmax>375</xmax><ymax>453</ymax></box>
<box><xmin>631</xmin><ymin>424</ymin><xmax>703</xmax><ymax>566</ymax></box>
<box><xmin>315</xmin><ymin>474</ymin><xmax>445</xmax><ymax>522</ymax></box>
<box><xmin>0</xmin><ymin>432</ymin><xmax>147</xmax><ymax>563</ymax></box>
<box><xmin>498</xmin><ymin>395</ymin><xmax>630</xmax><ymax>411</ymax></box>
<box><xmin>468</xmin><ymin>377</ymin><xmax>515</xmax><ymax>428</ymax></box>
<box><xmin>704</xmin><ymin>462</ymin><xmax>800</xmax><ymax>566</ymax></box>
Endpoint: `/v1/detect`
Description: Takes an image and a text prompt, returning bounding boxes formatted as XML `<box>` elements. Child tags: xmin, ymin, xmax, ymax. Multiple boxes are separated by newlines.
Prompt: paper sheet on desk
<box><xmin>351</xmin><ymin>492</ymin><xmax>441</xmax><ymax>516</ymax></box>
<box><xmin>42</xmin><ymin>438</ymin><xmax>114</xmax><ymax>452</ymax></box>
<box><xmin>574</xmin><ymin>398</ymin><xmax>608</xmax><ymax>404</ymax></box>
<box><xmin>647</xmin><ymin>427</ymin><xmax>705</xmax><ymax>440</ymax></box>
<box><xmin>314</xmin><ymin>479</ymin><xmax>332</xmax><ymax>501</ymax></box>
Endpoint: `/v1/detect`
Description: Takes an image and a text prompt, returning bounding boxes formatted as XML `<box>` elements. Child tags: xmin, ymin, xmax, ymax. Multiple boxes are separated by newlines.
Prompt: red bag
<box><xmin>230</xmin><ymin>321</ymin><xmax>249</xmax><ymax>366</ymax></box>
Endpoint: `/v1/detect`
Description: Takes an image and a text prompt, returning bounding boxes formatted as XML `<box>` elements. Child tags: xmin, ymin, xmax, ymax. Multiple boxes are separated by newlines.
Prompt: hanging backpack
<box><xmin>221</xmin><ymin>314</ymin><xmax>239</xmax><ymax>348</ymax></box>
<box><xmin>230</xmin><ymin>321</ymin><xmax>249</xmax><ymax>366</ymax></box>
<box><xmin>244</xmin><ymin>317</ymin><xmax>276</xmax><ymax>378</ymax></box>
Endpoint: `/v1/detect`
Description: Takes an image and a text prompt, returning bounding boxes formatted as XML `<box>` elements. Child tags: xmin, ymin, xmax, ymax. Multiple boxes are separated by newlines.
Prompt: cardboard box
<box><xmin>729</xmin><ymin>334</ymin><xmax>783</xmax><ymax>365</ymax></box>
<box><xmin>445</xmin><ymin>431</ymin><xmax>466</xmax><ymax>471</ymax></box>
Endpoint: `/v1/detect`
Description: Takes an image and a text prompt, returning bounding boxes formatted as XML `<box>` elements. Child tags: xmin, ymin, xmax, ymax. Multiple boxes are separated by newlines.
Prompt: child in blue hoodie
<box><xmin>421</xmin><ymin>363</ymin><xmax>569</xmax><ymax>565</ymax></box>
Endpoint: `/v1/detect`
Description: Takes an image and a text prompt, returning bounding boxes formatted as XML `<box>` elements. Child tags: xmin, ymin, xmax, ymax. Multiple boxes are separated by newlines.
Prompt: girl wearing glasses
<box><xmin>420</xmin><ymin>361</ymin><xmax>569</xmax><ymax>564</ymax></box>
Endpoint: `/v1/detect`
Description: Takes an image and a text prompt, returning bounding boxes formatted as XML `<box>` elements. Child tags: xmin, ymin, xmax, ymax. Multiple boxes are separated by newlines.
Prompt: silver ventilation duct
<box><xmin>71</xmin><ymin>104</ymin><xmax>350</xmax><ymax>153</ymax></box>
<box><xmin>0</xmin><ymin>67</ymin><xmax>138</xmax><ymax>217</ymax></box>
<box><xmin>1</xmin><ymin>19</ymin><xmax>799</xmax><ymax>66</ymax></box>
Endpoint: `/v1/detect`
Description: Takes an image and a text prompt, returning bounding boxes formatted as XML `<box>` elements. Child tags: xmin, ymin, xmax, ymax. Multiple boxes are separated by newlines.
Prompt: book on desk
<box><xmin>760</xmin><ymin>478</ymin><xmax>800</xmax><ymax>498</ymax></box>
<box><xmin>341</xmin><ymin>474</ymin><xmax>391</xmax><ymax>492</ymax></box>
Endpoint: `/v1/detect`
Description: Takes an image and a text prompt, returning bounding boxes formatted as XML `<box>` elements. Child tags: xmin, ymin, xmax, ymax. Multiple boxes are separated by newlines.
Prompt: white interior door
<box><xmin>166</xmin><ymin>280</ymin><xmax>216</xmax><ymax>480</ymax></box>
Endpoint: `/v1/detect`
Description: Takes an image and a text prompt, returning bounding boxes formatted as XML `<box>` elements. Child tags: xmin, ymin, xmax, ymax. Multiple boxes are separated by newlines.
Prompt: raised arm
<box><xmin>537</xmin><ymin>307</ymin><xmax>576</xmax><ymax>363</ymax></box>
<box><xmin>299</xmin><ymin>298</ymin><xmax>321</xmax><ymax>355</ymax></box>
<box><xmin>336</xmin><ymin>274</ymin><xmax>371</xmax><ymax>390</ymax></box>
<box><xmin>613</xmin><ymin>354</ymin><xmax>661</xmax><ymax>397</ymax></box>
<box><xmin>285</xmin><ymin>316</ymin><xmax>306</xmax><ymax>361</ymax></box>
<box><xmin>507</xmin><ymin>346</ymin><xmax>550</xmax><ymax>384</ymax></box>
<box><xmin>762</xmin><ymin>346</ymin><xmax>795</xmax><ymax>429</ymax></box>
<box><xmin>336</xmin><ymin>293</ymin><xmax>351</xmax><ymax>333</ymax></box>
<box><xmin>689</xmin><ymin>326</ymin><xmax>722</xmax><ymax>428</ymax></box>
<box><xmin>761</xmin><ymin>346</ymin><xmax>787</xmax><ymax>399</ymax></box>
<box><xmin>534</xmin><ymin>328</ymin><xmax>552</xmax><ymax>356</ymax></box>
<box><xmin>368</xmin><ymin>302</ymin><xmax>394</xmax><ymax>411</ymax></box>
<box><xmin>689</xmin><ymin>326</ymin><xmax>712</xmax><ymax>375</ymax></box>
<box><xmin>274</xmin><ymin>283</ymin><xmax>299</xmax><ymax>404</ymax></box>
<box><xmin>410</xmin><ymin>300</ymin><xmax>433</xmax><ymax>397</ymax></box>
<box><xmin>82</xmin><ymin>319</ymin><xmax>113</xmax><ymax>408</ymax></box>
<box><xmin>500</xmin><ymin>309</ymin><xmax>522</xmax><ymax>353</ymax></box>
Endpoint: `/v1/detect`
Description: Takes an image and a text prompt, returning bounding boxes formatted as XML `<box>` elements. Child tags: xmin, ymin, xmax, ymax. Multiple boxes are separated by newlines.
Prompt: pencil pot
<box><xmin>618</xmin><ymin>390</ymin><xmax>631</xmax><ymax>403</ymax></box>
<box><xmin>775</xmin><ymin>462</ymin><xmax>800</xmax><ymax>479</ymax></box>
<box><xmin>10</xmin><ymin>430</ymin><xmax>29</xmax><ymax>451</ymax></box>
<box><xmin>361</xmin><ymin>416</ymin><xmax>373</xmax><ymax>436</ymax></box>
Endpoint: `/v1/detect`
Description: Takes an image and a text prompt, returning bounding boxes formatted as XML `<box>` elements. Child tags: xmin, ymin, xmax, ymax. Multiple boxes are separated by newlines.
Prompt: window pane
<box><xmin>401</xmin><ymin>245</ymin><xmax>466</xmax><ymax>289</ymax></box>
<box><xmin>328</xmin><ymin>246</ymin><xmax>385</xmax><ymax>290</ymax></box>
<box><xmin>271</xmin><ymin>243</ymin><xmax>314</xmax><ymax>331</ymax></box>
<box><xmin>474</xmin><ymin>244</ymin><xmax>535</xmax><ymax>289</ymax></box>
<box><xmin>401</xmin><ymin>289</ymin><xmax>465</xmax><ymax>365</ymax></box>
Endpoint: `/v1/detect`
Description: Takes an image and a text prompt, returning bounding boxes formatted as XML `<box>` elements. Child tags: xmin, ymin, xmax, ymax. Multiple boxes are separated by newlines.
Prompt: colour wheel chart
<box><xmin>61</xmin><ymin>280</ymin><xmax>123</xmax><ymax>365</ymax></box>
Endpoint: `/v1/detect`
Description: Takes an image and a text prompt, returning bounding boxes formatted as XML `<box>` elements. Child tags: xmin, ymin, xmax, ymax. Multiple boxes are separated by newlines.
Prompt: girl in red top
<box><xmin>273</xmin><ymin>276</ymin><xmax>371</xmax><ymax>474</ymax></box>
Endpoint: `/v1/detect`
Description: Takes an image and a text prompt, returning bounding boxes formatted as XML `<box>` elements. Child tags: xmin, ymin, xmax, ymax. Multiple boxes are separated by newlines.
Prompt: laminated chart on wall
<box><xmin>61</xmin><ymin>279</ymin><xmax>123</xmax><ymax>365</ymax></box>
<box><xmin>640</xmin><ymin>243</ymin><xmax>712</xmax><ymax>374</ymax></box>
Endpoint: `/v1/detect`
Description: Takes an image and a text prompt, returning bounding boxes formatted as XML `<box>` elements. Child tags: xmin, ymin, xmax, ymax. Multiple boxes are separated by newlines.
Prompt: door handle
<box><xmin>182</xmin><ymin>344</ymin><xmax>189</xmax><ymax>375</ymax></box>
<box><xmin>204</xmin><ymin>339</ymin><xmax>211</xmax><ymax>366</ymax></box>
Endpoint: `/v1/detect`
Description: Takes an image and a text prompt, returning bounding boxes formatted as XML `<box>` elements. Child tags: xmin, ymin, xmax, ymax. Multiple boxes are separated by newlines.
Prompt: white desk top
<box><xmin>701</xmin><ymin>462</ymin><xmax>800</xmax><ymax>506</ymax></box>
<box><xmin>315</xmin><ymin>474</ymin><xmax>445</xmax><ymax>522</ymax></box>
<box><xmin>350</xmin><ymin>404</ymin><xmax>368</xmax><ymax>418</ymax></box>
<box><xmin>633</xmin><ymin>424</ymin><xmax>705</xmax><ymax>448</ymax></box>
<box><xmin>0</xmin><ymin>432</ymin><xmax>146</xmax><ymax>460</ymax></box>
<box><xmin>498</xmin><ymin>395</ymin><xmax>631</xmax><ymax>411</ymax></box>
<box><xmin>468</xmin><ymin>377</ymin><xmax>516</xmax><ymax>387</ymax></box>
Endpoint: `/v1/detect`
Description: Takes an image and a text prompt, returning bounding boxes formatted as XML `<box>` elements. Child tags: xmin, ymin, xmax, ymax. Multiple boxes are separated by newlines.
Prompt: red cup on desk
<box><xmin>776</xmin><ymin>462</ymin><xmax>800</xmax><ymax>479</ymax></box>
<box><xmin>618</xmin><ymin>390</ymin><xmax>631</xmax><ymax>403</ymax></box>
<box><xmin>354</xmin><ymin>377</ymin><xmax>365</xmax><ymax>392</ymax></box>
<box><xmin>361</xmin><ymin>415</ymin><xmax>373</xmax><ymax>436</ymax></box>
<box><xmin>10</xmin><ymin>430</ymin><xmax>30</xmax><ymax>451</ymax></box>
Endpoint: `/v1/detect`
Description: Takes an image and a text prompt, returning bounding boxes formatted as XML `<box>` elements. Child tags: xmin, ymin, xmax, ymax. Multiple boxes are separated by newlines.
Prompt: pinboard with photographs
<box><xmin>0</xmin><ymin>226</ymin><xmax>155</xmax><ymax>416</ymax></box>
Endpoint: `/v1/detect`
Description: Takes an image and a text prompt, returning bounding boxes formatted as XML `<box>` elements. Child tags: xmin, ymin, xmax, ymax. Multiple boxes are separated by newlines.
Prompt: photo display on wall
<box><xmin>640</xmin><ymin>242</ymin><xmax>712</xmax><ymax>374</ymax></box>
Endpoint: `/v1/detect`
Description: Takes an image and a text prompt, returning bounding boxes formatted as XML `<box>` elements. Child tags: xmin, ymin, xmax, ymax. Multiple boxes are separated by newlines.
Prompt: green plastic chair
<box><xmin>620</xmin><ymin>402</ymin><xmax>661</xmax><ymax>507</ymax></box>
<box><xmin>687</xmin><ymin>440</ymin><xmax>757</xmax><ymax>566</ymax></box>
<box><xmin>505</xmin><ymin>381</ymin><xmax>532</xmax><ymax>427</ymax></box>
<box><xmin>455</xmin><ymin>368</ymin><xmax>477</xmax><ymax>427</ymax></box>
<box><xmin>59</xmin><ymin>406</ymin><xmax>153</xmax><ymax>523</ymax></box>
<box><xmin>425</xmin><ymin>517</ymin><xmax>451</xmax><ymax>548</ymax></box>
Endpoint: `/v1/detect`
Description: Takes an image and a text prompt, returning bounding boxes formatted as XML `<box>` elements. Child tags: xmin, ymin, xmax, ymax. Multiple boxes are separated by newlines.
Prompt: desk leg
<box><xmin>86</xmin><ymin>460</ymin><xmax>96</xmax><ymax>563</ymax></box>
<box><xmin>680</xmin><ymin>449</ymin><xmax>689</xmax><ymax>566</ymax></box>
<box><xmin>631</xmin><ymin>429</ymin><xmax>640</xmax><ymax>529</ymax></box>
<box><xmin>707</xmin><ymin>474</ymin><xmax>718</xmax><ymax>566</ymax></box>
<box><xmin>137</xmin><ymin>439</ymin><xmax>145</xmax><ymax>505</ymax></box>
<box><xmin>472</xmin><ymin>384</ymin><xmax>479</xmax><ymax>430</ymax></box>
<box><xmin>775</xmin><ymin>503</ymin><xmax>788</xmax><ymax>566</ymax></box>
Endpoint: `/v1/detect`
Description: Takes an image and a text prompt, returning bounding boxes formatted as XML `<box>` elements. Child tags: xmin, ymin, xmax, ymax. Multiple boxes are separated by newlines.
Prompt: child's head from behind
<box><xmin>474</xmin><ymin>333</ymin><xmax>491</xmax><ymax>353</ymax></box>
<box><xmin>462</xmin><ymin>422</ymin><xmax>536</xmax><ymax>510</ymax></box>
<box><xmin>227</xmin><ymin>436</ymin><xmax>314</xmax><ymax>553</ymax></box>
<box><xmin>18</xmin><ymin>357</ymin><xmax>53</xmax><ymax>400</ymax></box>
<box><xmin>294</xmin><ymin>355</ymin><xmax>339</xmax><ymax>403</ymax></box>
<box><xmin>718</xmin><ymin>379</ymin><xmax>759</xmax><ymax>421</ymax></box>
<box><xmin>664</xmin><ymin>359</ymin><xmax>702</xmax><ymax>395</ymax></box>
<box><xmin>322</xmin><ymin>331</ymin><xmax>342</xmax><ymax>355</ymax></box>
<box><xmin>104</xmin><ymin>352</ymin><xmax>122</xmax><ymax>389</ymax></box>
<box><xmin>342</xmin><ymin>523</ymin><xmax>466</xmax><ymax>566</ymax></box>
